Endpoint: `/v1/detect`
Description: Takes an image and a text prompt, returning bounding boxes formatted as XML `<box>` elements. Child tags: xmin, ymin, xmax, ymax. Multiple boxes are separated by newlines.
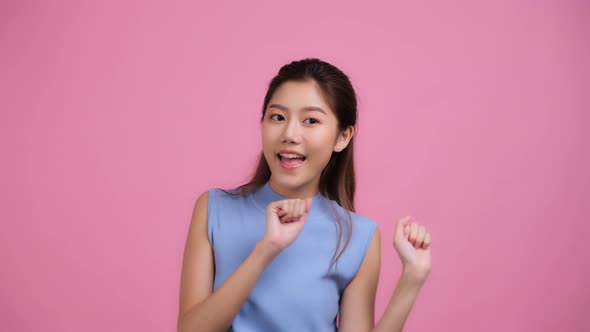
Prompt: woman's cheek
<box><xmin>313</xmin><ymin>149</ymin><xmax>334</xmax><ymax>171</ymax></box>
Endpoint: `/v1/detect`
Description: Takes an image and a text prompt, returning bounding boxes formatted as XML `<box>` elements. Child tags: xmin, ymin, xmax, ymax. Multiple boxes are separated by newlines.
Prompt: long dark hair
<box><xmin>223</xmin><ymin>58</ymin><xmax>358</xmax><ymax>273</ymax></box>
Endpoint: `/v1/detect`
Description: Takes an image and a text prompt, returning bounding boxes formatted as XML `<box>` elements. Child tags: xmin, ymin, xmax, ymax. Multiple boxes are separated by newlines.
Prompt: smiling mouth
<box><xmin>277</xmin><ymin>153</ymin><xmax>306</xmax><ymax>169</ymax></box>
<box><xmin>277</xmin><ymin>154</ymin><xmax>307</xmax><ymax>161</ymax></box>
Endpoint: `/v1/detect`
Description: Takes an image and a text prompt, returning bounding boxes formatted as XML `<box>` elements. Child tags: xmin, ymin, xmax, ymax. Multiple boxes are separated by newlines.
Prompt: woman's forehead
<box><xmin>269</xmin><ymin>81</ymin><xmax>333</xmax><ymax>114</ymax></box>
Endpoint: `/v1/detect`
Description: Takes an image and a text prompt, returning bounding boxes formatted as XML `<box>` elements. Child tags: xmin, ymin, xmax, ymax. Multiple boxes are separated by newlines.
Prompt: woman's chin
<box><xmin>274</xmin><ymin>173</ymin><xmax>317</xmax><ymax>189</ymax></box>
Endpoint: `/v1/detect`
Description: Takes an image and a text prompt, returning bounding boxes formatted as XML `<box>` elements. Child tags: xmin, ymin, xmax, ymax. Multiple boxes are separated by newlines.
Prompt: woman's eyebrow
<box><xmin>268</xmin><ymin>103</ymin><xmax>327</xmax><ymax>115</ymax></box>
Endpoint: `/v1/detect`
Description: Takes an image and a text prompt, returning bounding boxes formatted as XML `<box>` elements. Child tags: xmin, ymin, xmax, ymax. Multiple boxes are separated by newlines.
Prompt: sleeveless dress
<box><xmin>207</xmin><ymin>181</ymin><xmax>378</xmax><ymax>331</ymax></box>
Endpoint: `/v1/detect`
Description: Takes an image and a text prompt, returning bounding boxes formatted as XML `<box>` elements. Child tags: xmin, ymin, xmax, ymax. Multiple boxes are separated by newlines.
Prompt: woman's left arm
<box><xmin>338</xmin><ymin>216</ymin><xmax>432</xmax><ymax>332</ymax></box>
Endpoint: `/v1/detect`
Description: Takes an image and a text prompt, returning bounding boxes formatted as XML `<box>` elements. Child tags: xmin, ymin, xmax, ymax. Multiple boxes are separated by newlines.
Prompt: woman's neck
<box><xmin>268</xmin><ymin>176</ymin><xmax>320</xmax><ymax>199</ymax></box>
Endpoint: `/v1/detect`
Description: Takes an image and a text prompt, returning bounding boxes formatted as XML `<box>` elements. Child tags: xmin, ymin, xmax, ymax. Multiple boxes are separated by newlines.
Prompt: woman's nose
<box><xmin>281</xmin><ymin>119</ymin><xmax>301</xmax><ymax>143</ymax></box>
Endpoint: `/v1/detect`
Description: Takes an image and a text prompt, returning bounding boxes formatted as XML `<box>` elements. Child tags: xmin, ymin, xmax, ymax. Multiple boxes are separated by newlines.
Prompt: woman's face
<box><xmin>262</xmin><ymin>80</ymin><xmax>353</xmax><ymax>196</ymax></box>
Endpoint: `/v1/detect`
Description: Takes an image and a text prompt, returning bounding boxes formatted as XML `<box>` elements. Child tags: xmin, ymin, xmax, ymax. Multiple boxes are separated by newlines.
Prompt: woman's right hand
<box><xmin>261</xmin><ymin>198</ymin><xmax>313</xmax><ymax>253</ymax></box>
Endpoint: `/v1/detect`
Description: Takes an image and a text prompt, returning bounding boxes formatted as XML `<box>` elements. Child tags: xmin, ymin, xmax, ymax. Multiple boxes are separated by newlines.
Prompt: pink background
<box><xmin>2</xmin><ymin>0</ymin><xmax>588</xmax><ymax>331</ymax></box>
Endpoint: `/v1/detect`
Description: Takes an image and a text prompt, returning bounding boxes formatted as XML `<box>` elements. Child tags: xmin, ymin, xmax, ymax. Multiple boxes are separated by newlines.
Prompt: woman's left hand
<box><xmin>393</xmin><ymin>216</ymin><xmax>432</xmax><ymax>285</ymax></box>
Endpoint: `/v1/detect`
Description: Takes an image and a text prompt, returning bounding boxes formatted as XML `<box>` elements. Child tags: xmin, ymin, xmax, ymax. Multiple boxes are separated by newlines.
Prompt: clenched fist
<box><xmin>262</xmin><ymin>198</ymin><xmax>312</xmax><ymax>252</ymax></box>
<box><xmin>393</xmin><ymin>216</ymin><xmax>432</xmax><ymax>284</ymax></box>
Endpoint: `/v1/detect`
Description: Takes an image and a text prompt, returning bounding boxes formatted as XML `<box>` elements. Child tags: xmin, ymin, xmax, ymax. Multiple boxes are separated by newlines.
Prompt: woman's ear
<box><xmin>334</xmin><ymin>126</ymin><xmax>354</xmax><ymax>152</ymax></box>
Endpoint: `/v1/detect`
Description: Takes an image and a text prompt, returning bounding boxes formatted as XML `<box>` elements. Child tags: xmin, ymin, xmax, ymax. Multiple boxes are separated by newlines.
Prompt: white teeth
<box><xmin>279</xmin><ymin>153</ymin><xmax>305</xmax><ymax>159</ymax></box>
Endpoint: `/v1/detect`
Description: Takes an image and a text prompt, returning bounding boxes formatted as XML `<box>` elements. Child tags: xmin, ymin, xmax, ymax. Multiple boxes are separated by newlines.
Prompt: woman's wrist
<box><xmin>400</xmin><ymin>265</ymin><xmax>429</xmax><ymax>289</ymax></box>
<box><xmin>256</xmin><ymin>239</ymin><xmax>283</xmax><ymax>260</ymax></box>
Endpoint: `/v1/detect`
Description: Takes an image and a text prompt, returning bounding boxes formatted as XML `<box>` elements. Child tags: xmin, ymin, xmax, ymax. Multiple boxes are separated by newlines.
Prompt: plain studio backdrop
<box><xmin>1</xmin><ymin>0</ymin><xmax>588</xmax><ymax>331</ymax></box>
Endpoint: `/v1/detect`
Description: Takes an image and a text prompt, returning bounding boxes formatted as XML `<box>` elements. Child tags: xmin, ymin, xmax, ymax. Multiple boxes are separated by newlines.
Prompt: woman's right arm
<box><xmin>177</xmin><ymin>191</ymin><xmax>282</xmax><ymax>332</ymax></box>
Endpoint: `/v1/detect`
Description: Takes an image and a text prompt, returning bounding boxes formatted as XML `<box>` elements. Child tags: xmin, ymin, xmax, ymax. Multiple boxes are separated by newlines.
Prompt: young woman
<box><xmin>178</xmin><ymin>58</ymin><xmax>432</xmax><ymax>332</ymax></box>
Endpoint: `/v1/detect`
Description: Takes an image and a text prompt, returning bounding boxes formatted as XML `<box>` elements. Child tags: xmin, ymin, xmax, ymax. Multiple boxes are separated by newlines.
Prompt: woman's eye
<box><xmin>304</xmin><ymin>118</ymin><xmax>319</xmax><ymax>125</ymax></box>
<box><xmin>270</xmin><ymin>114</ymin><xmax>284</xmax><ymax>121</ymax></box>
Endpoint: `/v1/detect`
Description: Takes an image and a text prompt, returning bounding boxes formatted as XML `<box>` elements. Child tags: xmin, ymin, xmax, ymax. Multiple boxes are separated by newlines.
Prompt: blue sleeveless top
<box><xmin>207</xmin><ymin>181</ymin><xmax>378</xmax><ymax>332</ymax></box>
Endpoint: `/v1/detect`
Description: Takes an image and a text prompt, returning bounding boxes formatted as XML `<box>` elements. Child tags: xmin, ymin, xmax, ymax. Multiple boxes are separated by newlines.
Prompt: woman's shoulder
<box><xmin>349</xmin><ymin>210</ymin><xmax>378</xmax><ymax>235</ymax></box>
<box><xmin>191</xmin><ymin>188</ymin><xmax>230</xmax><ymax>214</ymax></box>
<box><xmin>206</xmin><ymin>186</ymin><xmax>243</xmax><ymax>198</ymax></box>
<box><xmin>204</xmin><ymin>186</ymin><xmax>254</xmax><ymax>208</ymax></box>
<box><xmin>325</xmin><ymin>198</ymin><xmax>378</xmax><ymax>231</ymax></box>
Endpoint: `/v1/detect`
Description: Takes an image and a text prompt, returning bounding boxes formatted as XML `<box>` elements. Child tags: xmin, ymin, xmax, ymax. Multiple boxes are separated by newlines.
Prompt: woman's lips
<box><xmin>278</xmin><ymin>155</ymin><xmax>306</xmax><ymax>170</ymax></box>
